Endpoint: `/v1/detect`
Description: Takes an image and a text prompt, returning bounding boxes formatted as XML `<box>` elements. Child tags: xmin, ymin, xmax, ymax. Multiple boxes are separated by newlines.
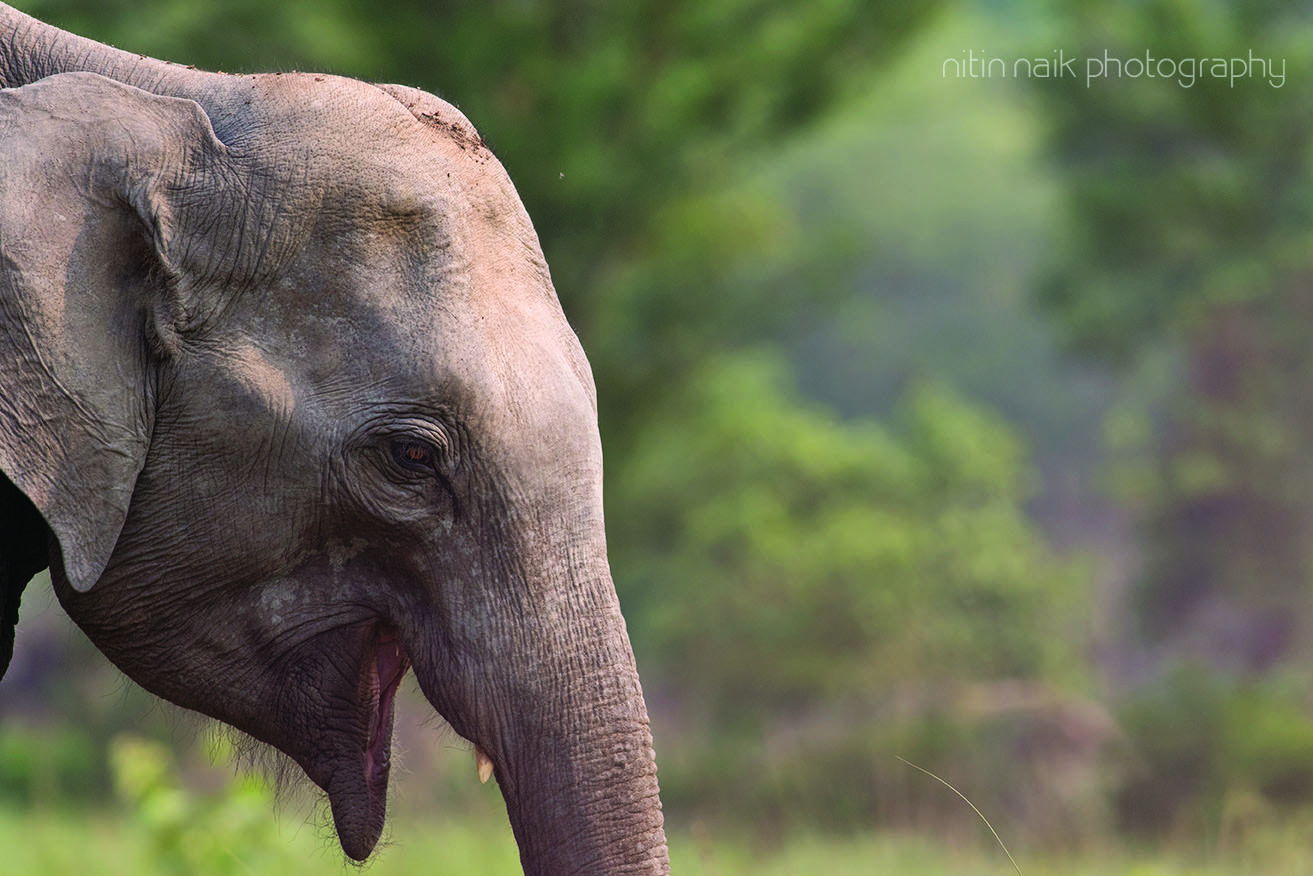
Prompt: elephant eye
<box><xmin>390</xmin><ymin>439</ymin><xmax>438</xmax><ymax>474</ymax></box>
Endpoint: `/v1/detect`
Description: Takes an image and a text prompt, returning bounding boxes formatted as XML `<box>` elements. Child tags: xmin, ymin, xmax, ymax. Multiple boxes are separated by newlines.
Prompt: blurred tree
<box><xmin>612</xmin><ymin>351</ymin><xmax>1086</xmax><ymax>712</ymax></box>
<box><xmin>609</xmin><ymin>351</ymin><xmax>1094</xmax><ymax>834</ymax></box>
<box><xmin>1036</xmin><ymin>0</ymin><xmax>1313</xmax><ymax>669</ymax></box>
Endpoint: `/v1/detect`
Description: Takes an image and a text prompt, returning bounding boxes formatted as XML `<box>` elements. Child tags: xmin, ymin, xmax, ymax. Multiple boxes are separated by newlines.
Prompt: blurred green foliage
<box><xmin>614</xmin><ymin>352</ymin><xmax>1084</xmax><ymax>709</ymax></box>
<box><xmin>1037</xmin><ymin>0</ymin><xmax>1313</xmax><ymax>664</ymax></box>
<box><xmin>0</xmin><ymin>736</ymin><xmax>527</xmax><ymax>874</ymax></box>
<box><xmin>108</xmin><ymin>735</ymin><xmax>294</xmax><ymax>875</ymax></box>
<box><xmin>1116</xmin><ymin>668</ymin><xmax>1313</xmax><ymax>836</ymax></box>
<box><xmin>0</xmin><ymin>724</ymin><xmax>99</xmax><ymax>805</ymax></box>
<box><xmin>1030</xmin><ymin>0</ymin><xmax>1313</xmax><ymax>846</ymax></box>
<box><xmin>611</xmin><ymin>351</ymin><xmax>1095</xmax><ymax>841</ymax></box>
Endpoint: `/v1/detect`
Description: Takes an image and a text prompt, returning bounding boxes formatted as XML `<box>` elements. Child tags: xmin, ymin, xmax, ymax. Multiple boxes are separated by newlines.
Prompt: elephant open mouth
<box><xmin>325</xmin><ymin>623</ymin><xmax>412</xmax><ymax>860</ymax></box>
<box><xmin>367</xmin><ymin>626</ymin><xmax>410</xmax><ymax>783</ymax></box>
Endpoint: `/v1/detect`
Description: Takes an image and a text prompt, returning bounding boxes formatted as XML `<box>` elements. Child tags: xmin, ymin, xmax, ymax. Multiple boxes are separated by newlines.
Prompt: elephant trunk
<box><xmin>408</xmin><ymin>561</ymin><xmax>670</xmax><ymax>876</ymax></box>
<box><xmin>498</xmin><ymin>660</ymin><xmax>667</xmax><ymax>875</ymax></box>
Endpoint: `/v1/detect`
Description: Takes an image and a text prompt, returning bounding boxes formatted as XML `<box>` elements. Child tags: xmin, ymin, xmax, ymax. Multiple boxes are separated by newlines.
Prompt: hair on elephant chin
<box><xmin>212</xmin><ymin>718</ymin><xmax>402</xmax><ymax>860</ymax></box>
<box><xmin>109</xmin><ymin>686</ymin><xmax>367</xmax><ymax>858</ymax></box>
<box><xmin>216</xmin><ymin>725</ymin><xmax>299</xmax><ymax>797</ymax></box>
<box><xmin>208</xmin><ymin>721</ymin><xmax>312</xmax><ymax>807</ymax></box>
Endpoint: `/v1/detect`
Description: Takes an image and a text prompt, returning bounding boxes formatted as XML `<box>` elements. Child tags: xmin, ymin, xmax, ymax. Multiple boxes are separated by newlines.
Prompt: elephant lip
<box><xmin>365</xmin><ymin>626</ymin><xmax>410</xmax><ymax>784</ymax></box>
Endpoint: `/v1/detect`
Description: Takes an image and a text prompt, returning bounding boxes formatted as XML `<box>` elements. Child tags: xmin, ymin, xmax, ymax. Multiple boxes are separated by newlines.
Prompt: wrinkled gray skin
<box><xmin>0</xmin><ymin>5</ymin><xmax>668</xmax><ymax>872</ymax></box>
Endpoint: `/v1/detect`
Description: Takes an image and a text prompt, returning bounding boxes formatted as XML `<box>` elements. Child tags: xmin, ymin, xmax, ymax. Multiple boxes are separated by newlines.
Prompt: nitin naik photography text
<box><xmin>943</xmin><ymin>48</ymin><xmax>1287</xmax><ymax>88</ymax></box>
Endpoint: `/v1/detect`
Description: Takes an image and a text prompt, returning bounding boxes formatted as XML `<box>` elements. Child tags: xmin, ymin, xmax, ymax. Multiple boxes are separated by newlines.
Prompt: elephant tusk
<box><xmin>475</xmin><ymin>746</ymin><xmax>494</xmax><ymax>784</ymax></box>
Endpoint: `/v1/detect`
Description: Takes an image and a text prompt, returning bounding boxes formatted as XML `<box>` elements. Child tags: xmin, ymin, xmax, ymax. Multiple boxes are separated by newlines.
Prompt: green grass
<box><xmin>8</xmin><ymin>804</ymin><xmax>1313</xmax><ymax>876</ymax></box>
<box><xmin>0</xmin><ymin>804</ymin><xmax>524</xmax><ymax>875</ymax></box>
<box><xmin>10</xmin><ymin>736</ymin><xmax>1313</xmax><ymax>876</ymax></box>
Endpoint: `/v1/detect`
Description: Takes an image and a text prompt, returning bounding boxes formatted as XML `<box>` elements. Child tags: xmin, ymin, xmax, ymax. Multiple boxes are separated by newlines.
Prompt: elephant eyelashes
<box><xmin>390</xmin><ymin>439</ymin><xmax>439</xmax><ymax>474</ymax></box>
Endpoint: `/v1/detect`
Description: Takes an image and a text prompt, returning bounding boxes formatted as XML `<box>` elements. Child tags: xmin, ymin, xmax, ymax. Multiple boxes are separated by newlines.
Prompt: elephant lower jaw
<box><xmin>325</xmin><ymin>626</ymin><xmax>411</xmax><ymax>861</ymax></box>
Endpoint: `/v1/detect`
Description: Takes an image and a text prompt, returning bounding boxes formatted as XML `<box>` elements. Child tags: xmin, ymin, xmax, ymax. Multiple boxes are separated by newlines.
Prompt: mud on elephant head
<box><xmin>0</xmin><ymin>5</ymin><xmax>668</xmax><ymax>872</ymax></box>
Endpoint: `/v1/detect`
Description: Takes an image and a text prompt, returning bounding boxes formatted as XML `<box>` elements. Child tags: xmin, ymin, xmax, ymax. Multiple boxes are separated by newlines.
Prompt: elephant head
<box><xmin>0</xmin><ymin>5</ymin><xmax>668</xmax><ymax>873</ymax></box>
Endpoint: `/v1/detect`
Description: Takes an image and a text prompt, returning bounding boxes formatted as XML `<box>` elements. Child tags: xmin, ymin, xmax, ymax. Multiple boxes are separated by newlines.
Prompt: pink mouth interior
<box><xmin>366</xmin><ymin>629</ymin><xmax>410</xmax><ymax>782</ymax></box>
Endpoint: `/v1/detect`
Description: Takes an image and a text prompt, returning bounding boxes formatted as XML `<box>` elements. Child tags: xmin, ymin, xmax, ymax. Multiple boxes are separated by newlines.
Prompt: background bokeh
<box><xmin>4</xmin><ymin>0</ymin><xmax>1313</xmax><ymax>872</ymax></box>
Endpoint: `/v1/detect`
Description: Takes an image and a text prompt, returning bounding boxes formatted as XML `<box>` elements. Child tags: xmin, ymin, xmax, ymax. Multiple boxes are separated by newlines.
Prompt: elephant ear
<box><xmin>0</xmin><ymin>72</ymin><xmax>223</xmax><ymax>593</ymax></box>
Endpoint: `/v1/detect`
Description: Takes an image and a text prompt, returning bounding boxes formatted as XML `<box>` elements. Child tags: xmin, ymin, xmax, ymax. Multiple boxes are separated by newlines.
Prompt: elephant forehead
<box><xmin>212</xmin><ymin>76</ymin><xmax>548</xmax><ymax>312</ymax></box>
<box><xmin>202</xmin><ymin>77</ymin><xmax>595</xmax><ymax>429</ymax></box>
<box><xmin>229</xmin><ymin>76</ymin><xmax>512</xmax><ymax>210</ymax></box>
<box><xmin>279</xmin><ymin>212</ymin><xmax>563</xmax><ymax>384</ymax></box>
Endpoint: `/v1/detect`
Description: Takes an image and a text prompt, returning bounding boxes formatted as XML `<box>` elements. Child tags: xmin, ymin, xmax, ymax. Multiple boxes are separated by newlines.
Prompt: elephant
<box><xmin>0</xmin><ymin>4</ymin><xmax>669</xmax><ymax>873</ymax></box>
